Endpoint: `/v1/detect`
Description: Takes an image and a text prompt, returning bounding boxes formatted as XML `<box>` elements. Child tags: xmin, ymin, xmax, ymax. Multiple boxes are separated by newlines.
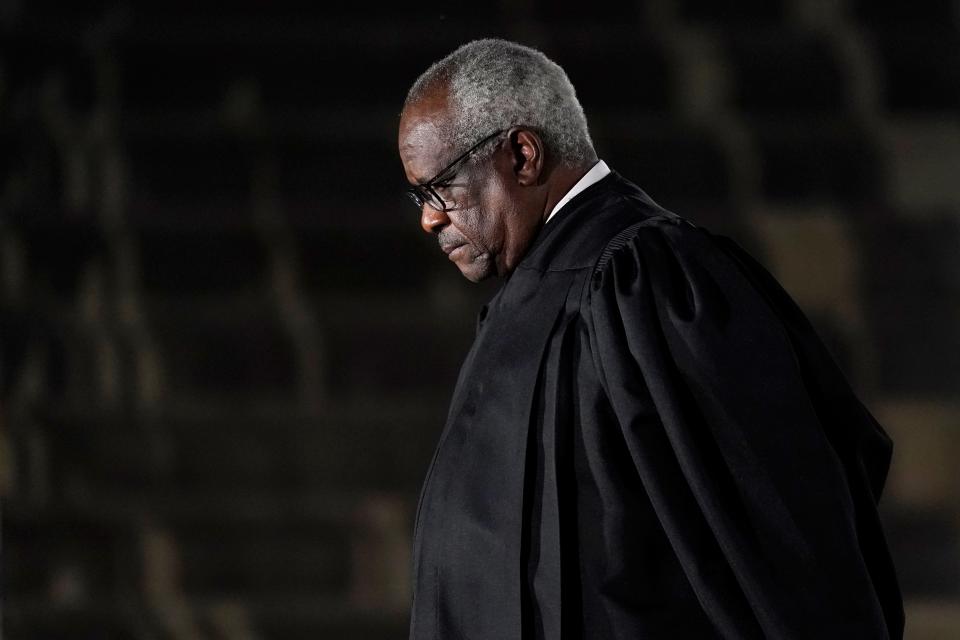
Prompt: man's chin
<box><xmin>454</xmin><ymin>254</ymin><xmax>495</xmax><ymax>283</ymax></box>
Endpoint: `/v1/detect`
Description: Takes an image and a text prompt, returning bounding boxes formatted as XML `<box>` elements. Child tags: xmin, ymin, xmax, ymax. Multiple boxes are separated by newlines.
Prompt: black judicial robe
<box><xmin>408</xmin><ymin>172</ymin><xmax>904</xmax><ymax>639</ymax></box>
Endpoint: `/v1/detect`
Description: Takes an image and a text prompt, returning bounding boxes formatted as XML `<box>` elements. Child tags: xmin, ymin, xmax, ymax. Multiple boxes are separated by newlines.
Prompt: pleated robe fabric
<box><xmin>408</xmin><ymin>172</ymin><xmax>904</xmax><ymax>639</ymax></box>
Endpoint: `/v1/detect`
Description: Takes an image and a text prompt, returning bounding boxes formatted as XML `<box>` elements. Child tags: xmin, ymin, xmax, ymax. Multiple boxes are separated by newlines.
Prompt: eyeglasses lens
<box><xmin>408</xmin><ymin>186</ymin><xmax>447</xmax><ymax>212</ymax></box>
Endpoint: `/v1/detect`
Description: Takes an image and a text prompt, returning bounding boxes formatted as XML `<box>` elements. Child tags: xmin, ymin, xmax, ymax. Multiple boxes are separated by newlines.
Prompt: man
<box><xmin>398</xmin><ymin>39</ymin><xmax>904</xmax><ymax>639</ymax></box>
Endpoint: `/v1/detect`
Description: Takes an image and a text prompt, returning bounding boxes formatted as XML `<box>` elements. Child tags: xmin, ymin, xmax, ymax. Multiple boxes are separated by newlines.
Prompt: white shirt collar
<box><xmin>544</xmin><ymin>160</ymin><xmax>611</xmax><ymax>225</ymax></box>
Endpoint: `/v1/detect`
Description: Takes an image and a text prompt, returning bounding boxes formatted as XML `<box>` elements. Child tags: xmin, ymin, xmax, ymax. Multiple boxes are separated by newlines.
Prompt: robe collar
<box><xmin>513</xmin><ymin>170</ymin><xmax>662</xmax><ymax>274</ymax></box>
<box><xmin>544</xmin><ymin>159</ymin><xmax>612</xmax><ymax>225</ymax></box>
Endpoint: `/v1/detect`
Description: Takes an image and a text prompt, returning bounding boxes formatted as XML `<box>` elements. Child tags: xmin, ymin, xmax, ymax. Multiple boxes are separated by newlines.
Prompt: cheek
<box><xmin>474</xmin><ymin>188</ymin><xmax>510</xmax><ymax>244</ymax></box>
<box><xmin>455</xmin><ymin>174</ymin><xmax>508</xmax><ymax>251</ymax></box>
<box><xmin>453</xmin><ymin>208</ymin><xmax>491</xmax><ymax>250</ymax></box>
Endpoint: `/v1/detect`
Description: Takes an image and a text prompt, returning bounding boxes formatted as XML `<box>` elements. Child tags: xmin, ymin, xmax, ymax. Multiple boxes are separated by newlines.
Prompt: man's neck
<box><xmin>498</xmin><ymin>159</ymin><xmax>601</xmax><ymax>278</ymax></box>
<box><xmin>541</xmin><ymin>162</ymin><xmax>596</xmax><ymax>223</ymax></box>
<box><xmin>543</xmin><ymin>160</ymin><xmax>610</xmax><ymax>224</ymax></box>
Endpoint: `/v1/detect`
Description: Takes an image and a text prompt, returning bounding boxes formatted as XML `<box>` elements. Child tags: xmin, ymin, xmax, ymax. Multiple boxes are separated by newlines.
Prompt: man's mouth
<box><xmin>441</xmin><ymin>242</ymin><xmax>464</xmax><ymax>256</ymax></box>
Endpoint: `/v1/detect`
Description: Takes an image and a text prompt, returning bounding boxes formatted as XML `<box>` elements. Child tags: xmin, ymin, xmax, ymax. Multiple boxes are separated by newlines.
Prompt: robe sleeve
<box><xmin>586</xmin><ymin>219</ymin><xmax>902</xmax><ymax>639</ymax></box>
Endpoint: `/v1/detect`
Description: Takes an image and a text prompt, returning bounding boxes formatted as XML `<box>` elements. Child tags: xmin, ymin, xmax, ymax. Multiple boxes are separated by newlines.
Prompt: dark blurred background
<box><xmin>1</xmin><ymin>1</ymin><xmax>958</xmax><ymax>638</ymax></box>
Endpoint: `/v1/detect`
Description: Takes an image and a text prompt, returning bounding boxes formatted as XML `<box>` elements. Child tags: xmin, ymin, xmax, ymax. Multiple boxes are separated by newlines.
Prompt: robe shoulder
<box><xmin>585</xmin><ymin>217</ymin><xmax>895</xmax><ymax>492</ymax></box>
<box><xmin>515</xmin><ymin>172</ymin><xmax>682</xmax><ymax>274</ymax></box>
<box><xmin>581</xmin><ymin>218</ymin><xmax>905</xmax><ymax>637</ymax></box>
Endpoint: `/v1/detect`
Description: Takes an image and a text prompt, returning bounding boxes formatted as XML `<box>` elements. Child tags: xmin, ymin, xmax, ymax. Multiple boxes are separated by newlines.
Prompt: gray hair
<box><xmin>404</xmin><ymin>39</ymin><xmax>596</xmax><ymax>168</ymax></box>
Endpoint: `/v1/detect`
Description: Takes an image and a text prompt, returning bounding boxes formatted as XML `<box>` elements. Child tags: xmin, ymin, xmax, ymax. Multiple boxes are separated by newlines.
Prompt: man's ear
<box><xmin>509</xmin><ymin>128</ymin><xmax>544</xmax><ymax>186</ymax></box>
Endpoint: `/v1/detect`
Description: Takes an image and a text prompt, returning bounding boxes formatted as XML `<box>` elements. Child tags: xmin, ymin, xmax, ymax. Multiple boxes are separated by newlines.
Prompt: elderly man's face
<box><xmin>399</xmin><ymin>95</ymin><xmax>520</xmax><ymax>283</ymax></box>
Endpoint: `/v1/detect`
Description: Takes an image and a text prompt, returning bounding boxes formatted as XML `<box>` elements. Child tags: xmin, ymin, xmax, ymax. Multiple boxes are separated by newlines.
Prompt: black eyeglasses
<box><xmin>406</xmin><ymin>129</ymin><xmax>505</xmax><ymax>212</ymax></box>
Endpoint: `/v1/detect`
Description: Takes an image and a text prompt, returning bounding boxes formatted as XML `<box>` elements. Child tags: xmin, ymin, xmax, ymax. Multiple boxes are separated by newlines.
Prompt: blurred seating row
<box><xmin>14</xmin><ymin>0</ymin><xmax>960</xmax><ymax>25</ymax></box>
<box><xmin>2</xmin><ymin>210</ymin><xmax>956</xmax><ymax>410</ymax></box>
<box><xmin>0</xmin><ymin>294</ymin><xmax>482</xmax><ymax>411</ymax></box>
<box><xmin>3</xmin><ymin>495</ymin><xmax>411</xmax><ymax>638</ymax></box>
<box><xmin>5</xmin><ymin>398</ymin><xmax>960</xmax><ymax>638</ymax></box>
<box><xmin>2</xmin><ymin>20</ymin><xmax>958</xmax><ymax>118</ymax></box>
<box><xmin>0</xmin><ymin>118</ymin><xmax>896</xmax><ymax>227</ymax></box>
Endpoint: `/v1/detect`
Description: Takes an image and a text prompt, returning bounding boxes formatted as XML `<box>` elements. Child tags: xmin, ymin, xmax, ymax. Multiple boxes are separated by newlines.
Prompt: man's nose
<box><xmin>420</xmin><ymin>204</ymin><xmax>449</xmax><ymax>235</ymax></box>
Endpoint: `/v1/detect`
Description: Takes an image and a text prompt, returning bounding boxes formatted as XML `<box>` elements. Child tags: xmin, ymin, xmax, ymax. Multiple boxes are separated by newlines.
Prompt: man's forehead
<box><xmin>399</xmin><ymin>96</ymin><xmax>456</xmax><ymax>182</ymax></box>
<box><xmin>398</xmin><ymin>115</ymin><xmax>447</xmax><ymax>153</ymax></box>
<box><xmin>399</xmin><ymin>90</ymin><xmax>451</xmax><ymax>144</ymax></box>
